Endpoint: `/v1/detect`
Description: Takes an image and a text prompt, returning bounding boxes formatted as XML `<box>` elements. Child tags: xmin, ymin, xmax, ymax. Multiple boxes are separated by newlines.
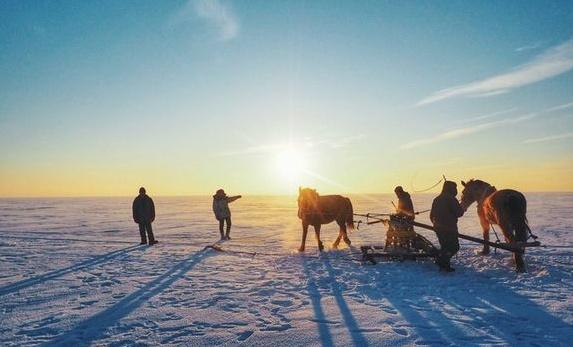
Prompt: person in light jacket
<box><xmin>212</xmin><ymin>189</ymin><xmax>242</xmax><ymax>240</ymax></box>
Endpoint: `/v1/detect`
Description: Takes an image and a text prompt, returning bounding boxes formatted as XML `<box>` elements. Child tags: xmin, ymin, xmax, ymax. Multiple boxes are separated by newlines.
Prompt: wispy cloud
<box><xmin>523</xmin><ymin>132</ymin><xmax>573</xmax><ymax>144</ymax></box>
<box><xmin>457</xmin><ymin>107</ymin><xmax>518</xmax><ymax>124</ymax></box>
<box><xmin>217</xmin><ymin>134</ymin><xmax>367</xmax><ymax>157</ymax></box>
<box><xmin>195</xmin><ymin>0</ymin><xmax>238</xmax><ymax>41</ymax></box>
<box><xmin>417</xmin><ymin>38</ymin><xmax>573</xmax><ymax>106</ymax></box>
<box><xmin>515</xmin><ymin>42</ymin><xmax>542</xmax><ymax>52</ymax></box>
<box><xmin>545</xmin><ymin>101</ymin><xmax>573</xmax><ymax>113</ymax></box>
<box><xmin>173</xmin><ymin>0</ymin><xmax>239</xmax><ymax>41</ymax></box>
<box><xmin>401</xmin><ymin>113</ymin><xmax>537</xmax><ymax>150</ymax></box>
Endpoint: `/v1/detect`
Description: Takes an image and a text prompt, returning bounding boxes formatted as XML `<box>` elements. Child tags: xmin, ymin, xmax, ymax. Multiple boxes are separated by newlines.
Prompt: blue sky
<box><xmin>0</xmin><ymin>1</ymin><xmax>572</xmax><ymax>196</ymax></box>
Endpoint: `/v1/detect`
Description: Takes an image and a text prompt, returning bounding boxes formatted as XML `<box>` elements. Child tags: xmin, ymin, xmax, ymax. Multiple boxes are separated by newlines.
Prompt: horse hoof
<box><xmin>344</xmin><ymin>238</ymin><xmax>351</xmax><ymax>246</ymax></box>
<box><xmin>477</xmin><ymin>249</ymin><xmax>490</xmax><ymax>256</ymax></box>
<box><xmin>318</xmin><ymin>243</ymin><xmax>324</xmax><ymax>251</ymax></box>
<box><xmin>298</xmin><ymin>247</ymin><xmax>305</xmax><ymax>252</ymax></box>
<box><xmin>332</xmin><ymin>243</ymin><xmax>339</xmax><ymax>249</ymax></box>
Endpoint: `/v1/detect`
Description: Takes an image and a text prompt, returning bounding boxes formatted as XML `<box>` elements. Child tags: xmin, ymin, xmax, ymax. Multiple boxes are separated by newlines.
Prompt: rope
<box><xmin>525</xmin><ymin>224</ymin><xmax>539</xmax><ymax>240</ymax></box>
<box><xmin>205</xmin><ymin>244</ymin><xmax>364</xmax><ymax>262</ymax></box>
<box><xmin>490</xmin><ymin>224</ymin><xmax>502</xmax><ymax>254</ymax></box>
<box><xmin>412</xmin><ymin>176</ymin><xmax>445</xmax><ymax>193</ymax></box>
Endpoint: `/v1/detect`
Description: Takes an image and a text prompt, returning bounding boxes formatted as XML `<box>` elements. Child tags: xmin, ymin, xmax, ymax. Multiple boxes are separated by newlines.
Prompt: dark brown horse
<box><xmin>297</xmin><ymin>187</ymin><xmax>354</xmax><ymax>252</ymax></box>
<box><xmin>460</xmin><ymin>179</ymin><xmax>530</xmax><ymax>272</ymax></box>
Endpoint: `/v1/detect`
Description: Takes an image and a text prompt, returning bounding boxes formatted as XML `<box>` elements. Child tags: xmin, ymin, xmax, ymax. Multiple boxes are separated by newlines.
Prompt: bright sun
<box><xmin>275</xmin><ymin>147</ymin><xmax>306</xmax><ymax>181</ymax></box>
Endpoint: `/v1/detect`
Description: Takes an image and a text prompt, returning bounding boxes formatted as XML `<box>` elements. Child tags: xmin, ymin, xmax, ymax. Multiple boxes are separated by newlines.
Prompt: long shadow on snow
<box><xmin>0</xmin><ymin>245</ymin><xmax>142</xmax><ymax>297</ymax></box>
<box><xmin>302</xmin><ymin>254</ymin><xmax>369</xmax><ymax>347</ymax></box>
<box><xmin>42</xmin><ymin>247</ymin><xmax>212</xmax><ymax>347</ymax></box>
<box><xmin>302</xmin><ymin>256</ymin><xmax>335</xmax><ymax>347</ymax></box>
<box><xmin>323</xmin><ymin>255</ymin><xmax>370</xmax><ymax>346</ymax></box>
<box><xmin>360</xmin><ymin>261</ymin><xmax>572</xmax><ymax>345</ymax></box>
<box><xmin>3</xmin><ymin>234</ymin><xmax>134</xmax><ymax>245</ymax></box>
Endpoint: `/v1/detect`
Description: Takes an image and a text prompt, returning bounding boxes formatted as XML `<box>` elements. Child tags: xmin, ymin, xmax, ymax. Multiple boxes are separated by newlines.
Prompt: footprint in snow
<box><xmin>270</xmin><ymin>299</ymin><xmax>293</xmax><ymax>307</ymax></box>
<box><xmin>393</xmin><ymin>327</ymin><xmax>409</xmax><ymax>336</ymax></box>
<box><xmin>237</xmin><ymin>330</ymin><xmax>254</xmax><ymax>342</ymax></box>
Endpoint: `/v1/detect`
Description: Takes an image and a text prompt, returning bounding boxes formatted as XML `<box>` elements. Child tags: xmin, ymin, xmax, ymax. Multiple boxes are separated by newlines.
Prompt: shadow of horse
<box><xmin>42</xmin><ymin>248</ymin><xmax>213</xmax><ymax>347</ymax></box>
<box><xmin>353</xmin><ymin>261</ymin><xmax>572</xmax><ymax>345</ymax></box>
<box><xmin>0</xmin><ymin>244</ymin><xmax>142</xmax><ymax>297</ymax></box>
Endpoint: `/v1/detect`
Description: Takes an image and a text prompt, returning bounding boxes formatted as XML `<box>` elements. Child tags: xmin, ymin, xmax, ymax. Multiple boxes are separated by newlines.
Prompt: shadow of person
<box><xmin>322</xmin><ymin>256</ymin><xmax>370</xmax><ymax>346</ymax></box>
<box><xmin>0</xmin><ymin>245</ymin><xmax>142</xmax><ymax>297</ymax></box>
<box><xmin>302</xmin><ymin>255</ymin><xmax>335</xmax><ymax>347</ymax></box>
<box><xmin>42</xmin><ymin>247</ymin><xmax>213</xmax><ymax>347</ymax></box>
<box><xmin>301</xmin><ymin>254</ymin><xmax>370</xmax><ymax>346</ymax></box>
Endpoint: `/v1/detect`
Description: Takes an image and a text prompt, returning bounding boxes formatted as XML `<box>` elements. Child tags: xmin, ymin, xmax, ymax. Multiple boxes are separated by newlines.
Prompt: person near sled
<box><xmin>212</xmin><ymin>189</ymin><xmax>242</xmax><ymax>240</ymax></box>
<box><xmin>394</xmin><ymin>186</ymin><xmax>415</xmax><ymax>221</ymax></box>
<box><xmin>132</xmin><ymin>187</ymin><xmax>158</xmax><ymax>245</ymax></box>
<box><xmin>430</xmin><ymin>181</ymin><xmax>465</xmax><ymax>272</ymax></box>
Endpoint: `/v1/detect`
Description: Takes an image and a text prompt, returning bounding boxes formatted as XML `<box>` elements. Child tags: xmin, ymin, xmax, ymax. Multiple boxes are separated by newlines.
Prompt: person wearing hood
<box><xmin>132</xmin><ymin>187</ymin><xmax>158</xmax><ymax>245</ymax></box>
<box><xmin>430</xmin><ymin>181</ymin><xmax>465</xmax><ymax>272</ymax></box>
<box><xmin>394</xmin><ymin>186</ymin><xmax>415</xmax><ymax>221</ymax></box>
<box><xmin>212</xmin><ymin>189</ymin><xmax>242</xmax><ymax>240</ymax></box>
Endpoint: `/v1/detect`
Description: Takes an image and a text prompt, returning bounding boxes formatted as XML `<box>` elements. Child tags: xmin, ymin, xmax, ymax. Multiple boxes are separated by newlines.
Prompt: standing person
<box><xmin>430</xmin><ymin>181</ymin><xmax>465</xmax><ymax>272</ymax></box>
<box><xmin>212</xmin><ymin>189</ymin><xmax>242</xmax><ymax>240</ymax></box>
<box><xmin>132</xmin><ymin>187</ymin><xmax>158</xmax><ymax>245</ymax></box>
<box><xmin>394</xmin><ymin>186</ymin><xmax>415</xmax><ymax>221</ymax></box>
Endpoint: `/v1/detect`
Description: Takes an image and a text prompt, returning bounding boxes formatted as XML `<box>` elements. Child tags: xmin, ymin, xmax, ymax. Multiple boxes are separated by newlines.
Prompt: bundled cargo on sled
<box><xmin>355</xmin><ymin>214</ymin><xmax>438</xmax><ymax>264</ymax></box>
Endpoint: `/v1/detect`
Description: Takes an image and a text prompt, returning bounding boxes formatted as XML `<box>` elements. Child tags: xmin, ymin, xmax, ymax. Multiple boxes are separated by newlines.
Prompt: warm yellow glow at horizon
<box><xmin>0</xmin><ymin>152</ymin><xmax>572</xmax><ymax>198</ymax></box>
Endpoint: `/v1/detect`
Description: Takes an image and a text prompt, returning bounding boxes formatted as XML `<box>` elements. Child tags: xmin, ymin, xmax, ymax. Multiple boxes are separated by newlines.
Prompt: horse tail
<box><xmin>345</xmin><ymin>198</ymin><xmax>355</xmax><ymax>230</ymax></box>
<box><xmin>506</xmin><ymin>193</ymin><xmax>528</xmax><ymax>242</ymax></box>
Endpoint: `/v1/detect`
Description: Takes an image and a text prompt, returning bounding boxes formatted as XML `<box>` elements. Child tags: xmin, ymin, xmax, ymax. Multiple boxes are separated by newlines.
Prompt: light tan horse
<box><xmin>297</xmin><ymin>187</ymin><xmax>354</xmax><ymax>252</ymax></box>
<box><xmin>460</xmin><ymin>179</ymin><xmax>530</xmax><ymax>272</ymax></box>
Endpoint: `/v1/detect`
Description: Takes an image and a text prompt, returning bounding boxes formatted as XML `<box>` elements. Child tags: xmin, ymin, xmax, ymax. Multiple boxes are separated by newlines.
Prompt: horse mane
<box><xmin>468</xmin><ymin>179</ymin><xmax>490</xmax><ymax>188</ymax></box>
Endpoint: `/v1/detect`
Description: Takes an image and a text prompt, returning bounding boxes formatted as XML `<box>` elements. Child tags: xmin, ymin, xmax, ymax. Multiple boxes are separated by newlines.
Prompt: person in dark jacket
<box><xmin>212</xmin><ymin>189</ymin><xmax>242</xmax><ymax>240</ymax></box>
<box><xmin>394</xmin><ymin>186</ymin><xmax>415</xmax><ymax>221</ymax></box>
<box><xmin>133</xmin><ymin>187</ymin><xmax>157</xmax><ymax>245</ymax></box>
<box><xmin>430</xmin><ymin>181</ymin><xmax>465</xmax><ymax>272</ymax></box>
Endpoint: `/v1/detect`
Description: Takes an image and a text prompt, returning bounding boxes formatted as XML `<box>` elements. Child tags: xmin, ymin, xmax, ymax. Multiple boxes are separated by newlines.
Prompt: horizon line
<box><xmin>1</xmin><ymin>190</ymin><xmax>572</xmax><ymax>199</ymax></box>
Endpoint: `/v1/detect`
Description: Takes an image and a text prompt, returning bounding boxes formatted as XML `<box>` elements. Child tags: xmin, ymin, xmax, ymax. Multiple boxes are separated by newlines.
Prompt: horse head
<box><xmin>297</xmin><ymin>187</ymin><xmax>319</xmax><ymax>219</ymax></box>
<box><xmin>460</xmin><ymin>179</ymin><xmax>493</xmax><ymax>209</ymax></box>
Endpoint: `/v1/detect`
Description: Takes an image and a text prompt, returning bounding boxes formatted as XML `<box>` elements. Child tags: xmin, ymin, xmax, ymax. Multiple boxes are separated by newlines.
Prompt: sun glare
<box><xmin>276</xmin><ymin>147</ymin><xmax>306</xmax><ymax>181</ymax></box>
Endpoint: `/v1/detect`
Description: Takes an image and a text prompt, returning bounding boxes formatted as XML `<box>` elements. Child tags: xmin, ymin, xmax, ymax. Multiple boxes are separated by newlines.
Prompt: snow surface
<box><xmin>0</xmin><ymin>193</ymin><xmax>572</xmax><ymax>346</ymax></box>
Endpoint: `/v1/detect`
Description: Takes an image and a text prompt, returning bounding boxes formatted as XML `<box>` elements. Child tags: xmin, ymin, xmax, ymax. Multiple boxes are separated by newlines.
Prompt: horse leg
<box><xmin>499</xmin><ymin>222</ymin><xmax>525</xmax><ymax>272</ymax></box>
<box><xmin>314</xmin><ymin>224</ymin><xmax>324</xmax><ymax>251</ymax></box>
<box><xmin>478</xmin><ymin>211</ymin><xmax>490</xmax><ymax>255</ymax></box>
<box><xmin>298</xmin><ymin>222</ymin><xmax>309</xmax><ymax>252</ymax></box>
<box><xmin>342</xmin><ymin>225</ymin><xmax>351</xmax><ymax>246</ymax></box>
<box><xmin>332</xmin><ymin>222</ymin><xmax>343</xmax><ymax>249</ymax></box>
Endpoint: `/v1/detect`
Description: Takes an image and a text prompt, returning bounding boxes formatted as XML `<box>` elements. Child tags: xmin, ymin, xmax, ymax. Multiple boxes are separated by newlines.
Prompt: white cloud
<box><xmin>194</xmin><ymin>0</ymin><xmax>238</xmax><ymax>41</ymax></box>
<box><xmin>545</xmin><ymin>101</ymin><xmax>573</xmax><ymax>113</ymax></box>
<box><xmin>417</xmin><ymin>38</ymin><xmax>573</xmax><ymax>106</ymax></box>
<box><xmin>457</xmin><ymin>107</ymin><xmax>518</xmax><ymax>124</ymax></box>
<box><xmin>515</xmin><ymin>42</ymin><xmax>542</xmax><ymax>52</ymax></box>
<box><xmin>217</xmin><ymin>134</ymin><xmax>367</xmax><ymax>157</ymax></box>
<box><xmin>400</xmin><ymin>113</ymin><xmax>537</xmax><ymax>150</ymax></box>
<box><xmin>523</xmin><ymin>132</ymin><xmax>573</xmax><ymax>144</ymax></box>
<box><xmin>173</xmin><ymin>0</ymin><xmax>239</xmax><ymax>41</ymax></box>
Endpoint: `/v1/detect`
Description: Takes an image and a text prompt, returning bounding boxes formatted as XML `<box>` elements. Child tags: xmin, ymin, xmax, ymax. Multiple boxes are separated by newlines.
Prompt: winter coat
<box><xmin>396</xmin><ymin>191</ymin><xmax>415</xmax><ymax>220</ymax></box>
<box><xmin>133</xmin><ymin>194</ymin><xmax>155</xmax><ymax>224</ymax></box>
<box><xmin>430</xmin><ymin>181</ymin><xmax>464</xmax><ymax>233</ymax></box>
<box><xmin>212</xmin><ymin>195</ymin><xmax>240</xmax><ymax>220</ymax></box>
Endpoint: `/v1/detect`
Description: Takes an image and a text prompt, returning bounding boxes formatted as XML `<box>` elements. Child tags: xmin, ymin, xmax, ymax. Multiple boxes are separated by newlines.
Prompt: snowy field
<box><xmin>0</xmin><ymin>193</ymin><xmax>572</xmax><ymax>346</ymax></box>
